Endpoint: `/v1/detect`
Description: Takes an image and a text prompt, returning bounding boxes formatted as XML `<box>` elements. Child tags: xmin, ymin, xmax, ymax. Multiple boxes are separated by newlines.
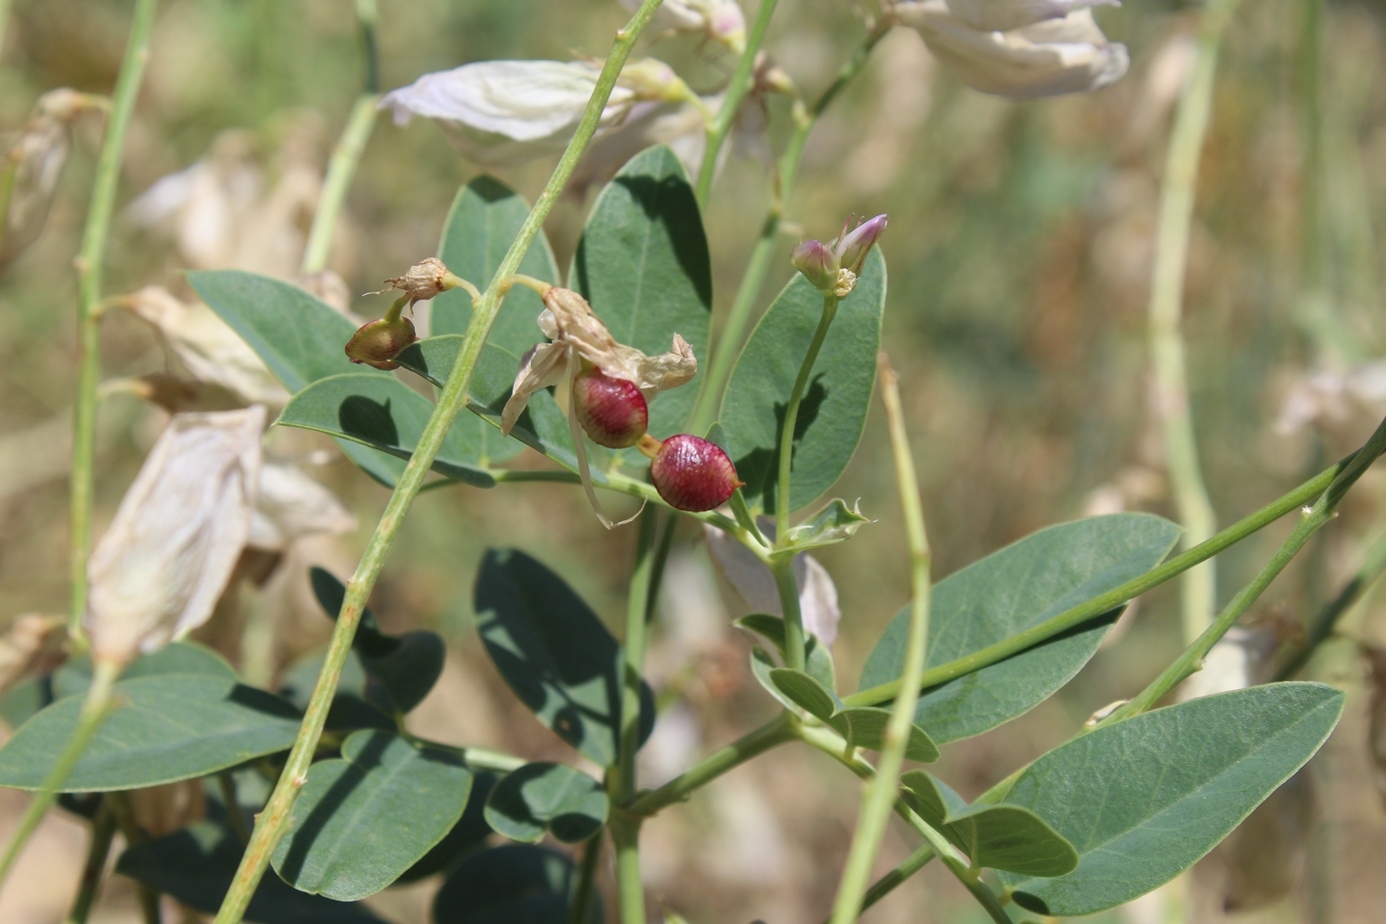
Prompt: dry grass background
<box><xmin>1</xmin><ymin>0</ymin><xmax>1386</xmax><ymax>921</ymax></box>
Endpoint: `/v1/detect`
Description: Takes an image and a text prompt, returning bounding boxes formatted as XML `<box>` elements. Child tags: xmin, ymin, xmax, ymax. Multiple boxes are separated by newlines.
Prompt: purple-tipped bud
<box><xmin>573</xmin><ymin>368</ymin><xmax>649</xmax><ymax>448</ymax></box>
<box><xmin>650</xmin><ymin>434</ymin><xmax>743</xmax><ymax>512</ymax></box>
<box><xmin>791</xmin><ymin>240</ymin><xmax>839</xmax><ymax>292</ymax></box>
<box><xmin>345</xmin><ymin>316</ymin><xmax>417</xmax><ymax>370</ymax></box>
<box><xmin>832</xmin><ymin>214</ymin><xmax>888</xmax><ymax>275</ymax></box>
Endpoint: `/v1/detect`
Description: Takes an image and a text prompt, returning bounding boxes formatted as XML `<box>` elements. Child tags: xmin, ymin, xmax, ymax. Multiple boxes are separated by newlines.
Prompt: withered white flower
<box><xmin>247</xmin><ymin>460</ymin><xmax>357</xmax><ymax>553</ymax></box>
<box><xmin>501</xmin><ymin>285</ymin><xmax>697</xmax><ymax>436</ymax></box>
<box><xmin>619</xmin><ymin>0</ymin><xmax>746</xmax><ymax>52</ymax></box>
<box><xmin>126</xmin><ymin>287</ymin><xmax>291</xmax><ymax>408</ymax></box>
<box><xmin>893</xmin><ymin>1</ymin><xmax>1129</xmax><ymax>98</ymax></box>
<box><xmin>705</xmin><ymin>520</ymin><xmax>842</xmax><ymax>648</ymax></box>
<box><xmin>381</xmin><ymin>60</ymin><xmax>638</xmax><ymax>166</ymax></box>
<box><xmin>1</xmin><ymin>89</ymin><xmax>93</xmax><ymax>270</ymax></box>
<box><xmin>85</xmin><ymin>407</ymin><xmax>265</xmax><ymax>666</ymax></box>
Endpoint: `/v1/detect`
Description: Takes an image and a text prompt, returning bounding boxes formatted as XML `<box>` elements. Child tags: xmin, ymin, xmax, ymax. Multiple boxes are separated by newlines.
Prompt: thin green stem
<box><xmin>855</xmin><ymin>844</ymin><xmax>936</xmax><ymax>920</ymax></box>
<box><xmin>69</xmin><ymin>0</ymin><xmax>158</xmax><ymax>642</ymax></box>
<box><xmin>694</xmin><ymin>0</ymin><xmax>779</xmax><ymax>205</ymax></box>
<box><xmin>689</xmin><ymin>27</ymin><xmax>888</xmax><ymax>435</ymax></box>
<box><xmin>300</xmin><ymin>0</ymin><xmax>378</xmax><ymax>274</ymax></box>
<box><xmin>626</xmin><ymin>713</ymin><xmax>796</xmax><ymax>816</ymax></box>
<box><xmin>211</xmin><ymin>5</ymin><xmax>665</xmax><ymax>920</ymax></box>
<box><xmin>1275</xmin><ymin>530</ymin><xmax>1386</xmax><ymax>681</ymax></box>
<box><xmin>1147</xmin><ymin>0</ymin><xmax>1240</xmax><ymax>645</ymax></box>
<box><xmin>610</xmin><ymin>814</ymin><xmax>645</xmax><ymax>924</ymax></box>
<box><xmin>775</xmin><ymin>293</ymin><xmax>839</xmax><ymax>538</ymax></box>
<box><xmin>827</xmin><ymin>356</ymin><xmax>933</xmax><ymax>924</ymax></box>
<box><xmin>105</xmin><ymin>793</ymin><xmax>161</xmax><ymax>924</ymax></box>
<box><xmin>218</xmin><ymin>772</ymin><xmax>250</xmax><ymax>845</ymax></box>
<box><xmin>847</xmin><ymin>448</ymin><xmax>1359</xmax><ymax>708</ymax></box>
<box><xmin>64</xmin><ymin>800</ymin><xmax>117</xmax><ymax>924</ymax></box>
<box><xmin>0</xmin><ymin>658</ymin><xmax>121</xmax><ymax>891</ymax></box>
<box><xmin>797</xmin><ymin>723</ymin><xmax>1011</xmax><ymax>924</ymax></box>
<box><xmin>1105</xmin><ymin>411</ymin><xmax>1386</xmax><ymax>722</ymax></box>
<box><xmin>771</xmin><ymin>557</ymin><xmax>806</xmax><ymax>674</ymax></box>
<box><xmin>569</xmin><ymin>828</ymin><xmax>603</xmax><ymax>924</ymax></box>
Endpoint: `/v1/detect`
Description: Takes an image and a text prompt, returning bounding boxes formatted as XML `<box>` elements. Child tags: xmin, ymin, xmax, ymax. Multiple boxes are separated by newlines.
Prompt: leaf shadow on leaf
<box><xmin>571</xmin><ymin>174</ymin><xmax>714</xmax><ymax>310</ymax></box>
<box><xmin>339</xmin><ymin>395</ymin><xmax>400</xmax><ymax>446</ymax></box>
<box><xmin>734</xmin><ymin>375</ymin><xmax>828</xmax><ymax>512</ymax></box>
<box><xmin>273</xmin><ymin>731</ymin><xmax>392</xmax><ymax>884</ymax></box>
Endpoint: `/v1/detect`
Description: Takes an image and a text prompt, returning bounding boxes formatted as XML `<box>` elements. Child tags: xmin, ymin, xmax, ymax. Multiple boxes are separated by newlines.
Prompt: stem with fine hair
<box><xmin>211</xmin><ymin>4</ymin><xmax>666</xmax><ymax>920</ymax></box>
<box><xmin>694</xmin><ymin>0</ymin><xmax>779</xmax><ymax>205</ymax></box>
<box><xmin>827</xmin><ymin>354</ymin><xmax>932</xmax><ymax>924</ymax></box>
<box><xmin>1275</xmin><ymin>529</ymin><xmax>1386</xmax><ymax>682</ymax></box>
<box><xmin>0</xmin><ymin>658</ymin><xmax>121</xmax><ymax>891</ymax></box>
<box><xmin>69</xmin><ymin>0</ymin><xmax>158</xmax><ymax>643</ymax></box>
<box><xmin>846</xmin><ymin>443</ymin><xmax>1363</xmax><ymax>708</ymax></box>
<box><xmin>1147</xmin><ymin>0</ymin><xmax>1241</xmax><ymax>645</ymax></box>
<box><xmin>300</xmin><ymin>0</ymin><xmax>379</xmax><ymax>274</ymax></box>
<box><xmin>690</xmin><ymin>26</ymin><xmax>888</xmax><ymax>434</ymax></box>
<box><xmin>64</xmin><ymin>800</ymin><xmax>117</xmax><ymax>924</ymax></box>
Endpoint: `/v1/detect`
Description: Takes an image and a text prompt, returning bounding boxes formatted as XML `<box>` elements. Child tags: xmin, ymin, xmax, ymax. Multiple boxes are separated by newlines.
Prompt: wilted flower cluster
<box><xmin>890</xmin><ymin>0</ymin><xmax>1129</xmax><ymax>98</ymax></box>
<box><xmin>501</xmin><ymin>283</ymin><xmax>741</xmax><ymax>520</ymax></box>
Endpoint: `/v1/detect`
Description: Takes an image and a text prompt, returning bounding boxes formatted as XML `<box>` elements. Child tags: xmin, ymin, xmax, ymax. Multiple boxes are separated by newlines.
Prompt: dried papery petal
<box><xmin>378</xmin><ymin>257</ymin><xmax>456</xmax><ymax>305</ymax></box>
<box><xmin>1</xmin><ymin>89</ymin><xmax>90</xmax><ymax>269</ymax></box>
<box><xmin>126</xmin><ymin>287</ymin><xmax>290</xmax><ymax>407</ymax></box>
<box><xmin>85</xmin><ymin>407</ymin><xmax>265</xmax><ymax>667</ymax></box>
<box><xmin>705</xmin><ymin>521</ymin><xmax>842</xmax><ymax>647</ymax></box>
<box><xmin>650</xmin><ymin>434</ymin><xmax>742</xmax><ymax>512</ymax></box>
<box><xmin>0</xmin><ymin>615</ymin><xmax>67</xmax><ymax>697</ymax></box>
<box><xmin>247</xmin><ymin>460</ymin><xmax>357</xmax><ymax>553</ymax></box>
<box><xmin>573</xmin><ymin>367</ymin><xmax>649</xmax><ymax>448</ymax></box>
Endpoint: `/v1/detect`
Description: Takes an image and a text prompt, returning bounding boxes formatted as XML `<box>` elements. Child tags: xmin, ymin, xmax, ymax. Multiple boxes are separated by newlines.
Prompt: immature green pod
<box><xmin>345</xmin><ymin>316</ymin><xmax>417</xmax><ymax>370</ymax></box>
<box><xmin>650</xmin><ymin>434</ymin><xmax>742</xmax><ymax>512</ymax></box>
<box><xmin>573</xmin><ymin>367</ymin><xmax>649</xmax><ymax>448</ymax></box>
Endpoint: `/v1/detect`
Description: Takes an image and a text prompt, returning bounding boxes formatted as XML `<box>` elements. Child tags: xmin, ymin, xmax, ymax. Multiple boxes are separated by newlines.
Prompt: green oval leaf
<box><xmin>857</xmin><ymin>513</ymin><xmax>1181</xmax><ymax>742</ymax></box>
<box><xmin>276</xmin><ymin>373</ymin><xmax>495</xmax><ymax>487</ymax></box>
<box><xmin>430</xmin><ymin>175</ymin><xmax>560</xmax><ymax>464</ymax></box>
<box><xmin>272</xmin><ymin>730</ymin><xmax>473</xmax><ymax>902</ymax></box>
<box><xmin>768</xmin><ymin>667</ymin><xmax>840</xmax><ymax>722</ymax></box>
<box><xmin>188</xmin><ymin>269</ymin><xmax>404</xmax><ymax>485</ymax></box>
<box><xmin>721</xmin><ymin>248</ymin><xmax>886</xmax><ymax>514</ymax></box>
<box><xmin>0</xmin><ymin>675</ymin><xmax>301</xmax><ymax>791</ymax></box>
<box><xmin>737</xmin><ymin>613</ymin><xmax>836</xmax><ymax>692</ymax></box>
<box><xmin>997</xmin><ymin>683</ymin><xmax>1345</xmax><ymax>916</ymax></box>
<box><xmin>118</xmin><ymin>816</ymin><xmax>386</xmax><ymax>924</ymax></box>
<box><xmin>474</xmin><ymin>549</ymin><xmax>654</xmax><ymax>767</ymax></box>
<box><xmin>484</xmin><ymin>761</ymin><xmax>607</xmax><ymax>844</ymax></box>
<box><xmin>830</xmin><ymin>707</ymin><xmax>939</xmax><ymax>763</ymax></box>
<box><xmin>398</xmin><ymin>770</ymin><xmax>497</xmax><ymax>883</ymax></box>
<box><xmin>570</xmin><ymin>145</ymin><xmax>712</xmax><ymax>442</ymax></box>
<box><xmin>432</xmin><ymin>844</ymin><xmax>600</xmax><ymax>924</ymax></box>
<box><xmin>900</xmin><ymin>770</ymin><xmax>1077</xmax><ymax>877</ymax></box>
<box><xmin>54</xmin><ymin>641</ymin><xmax>236</xmax><ymax>701</ymax></box>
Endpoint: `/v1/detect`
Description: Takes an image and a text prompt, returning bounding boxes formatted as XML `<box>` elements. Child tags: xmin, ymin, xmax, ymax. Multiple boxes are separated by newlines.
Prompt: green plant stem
<box><xmin>64</xmin><ymin>800</ymin><xmax>117</xmax><ymax>924</ymax></box>
<box><xmin>569</xmin><ymin>828</ymin><xmax>603</xmax><ymax>924</ymax></box>
<box><xmin>856</xmin><ymin>844</ymin><xmax>935</xmax><ymax>919</ymax></box>
<box><xmin>690</xmin><ymin>27</ymin><xmax>888</xmax><ymax>434</ymax></box>
<box><xmin>776</xmin><ymin>293</ymin><xmax>839</xmax><ymax>538</ymax></box>
<box><xmin>218</xmin><ymin>772</ymin><xmax>250</xmax><ymax>845</ymax></box>
<box><xmin>827</xmin><ymin>356</ymin><xmax>933</xmax><ymax>924</ymax></box>
<box><xmin>694</xmin><ymin>0</ymin><xmax>779</xmax><ymax>205</ymax></box>
<box><xmin>68</xmin><ymin>0</ymin><xmax>158</xmax><ymax>643</ymax></box>
<box><xmin>1148</xmin><ymin>0</ymin><xmax>1240</xmax><ymax>645</ymax></box>
<box><xmin>610</xmin><ymin>813</ymin><xmax>645</xmax><ymax>924</ymax></box>
<box><xmin>1107</xmin><ymin>411</ymin><xmax>1386</xmax><ymax>722</ymax></box>
<box><xmin>1276</xmin><ymin>529</ymin><xmax>1386</xmax><ymax>681</ymax></box>
<box><xmin>771</xmin><ymin>556</ymin><xmax>807</xmax><ymax>673</ymax></box>
<box><xmin>797</xmin><ymin>723</ymin><xmax>1011</xmax><ymax>924</ymax></box>
<box><xmin>210</xmin><ymin>5</ymin><xmax>665</xmax><ymax>921</ymax></box>
<box><xmin>847</xmin><ymin>447</ymin><xmax>1361</xmax><ymax>708</ymax></box>
<box><xmin>300</xmin><ymin>0</ymin><xmax>377</xmax><ymax>274</ymax></box>
<box><xmin>0</xmin><ymin>658</ymin><xmax>121</xmax><ymax>891</ymax></box>
<box><xmin>625</xmin><ymin>713</ymin><xmax>796</xmax><ymax>816</ymax></box>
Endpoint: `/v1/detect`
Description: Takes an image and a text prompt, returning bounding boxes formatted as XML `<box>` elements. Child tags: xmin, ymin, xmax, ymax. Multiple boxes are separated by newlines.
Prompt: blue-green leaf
<box><xmin>721</xmin><ymin>249</ymin><xmax>886</xmax><ymax>513</ymax></box>
<box><xmin>858</xmin><ymin>513</ymin><xmax>1181</xmax><ymax>742</ymax></box>
<box><xmin>432</xmin><ymin>844</ymin><xmax>600</xmax><ymax>924</ymax></box>
<box><xmin>484</xmin><ymin>762</ymin><xmax>607</xmax><ymax>844</ymax></box>
<box><xmin>998</xmin><ymin>683</ymin><xmax>1344</xmax><ymax>916</ymax></box>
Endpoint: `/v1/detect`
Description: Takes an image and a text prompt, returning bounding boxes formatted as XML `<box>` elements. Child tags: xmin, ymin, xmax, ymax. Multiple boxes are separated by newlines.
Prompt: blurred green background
<box><xmin>1</xmin><ymin>0</ymin><xmax>1385</xmax><ymax>921</ymax></box>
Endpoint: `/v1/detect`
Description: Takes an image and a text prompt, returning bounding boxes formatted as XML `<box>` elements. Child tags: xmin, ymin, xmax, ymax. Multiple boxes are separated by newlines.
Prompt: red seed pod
<box><xmin>650</xmin><ymin>434</ymin><xmax>743</xmax><ymax>512</ymax></box>
<box><xmin>573</xmin><ymin>368</ymin><xmax>648</xmax><ymax>448</ymax></box>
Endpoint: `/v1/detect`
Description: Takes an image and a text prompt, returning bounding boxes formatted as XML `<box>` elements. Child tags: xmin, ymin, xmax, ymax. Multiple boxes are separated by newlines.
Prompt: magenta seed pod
<box><xmin>650</xmin><ymin>434</ymin><xmax>743</xmax><ymax>512</ymax></box>
<box><xmin>573</xmin><ymin>368</ymin><xmax>649</xmax><ymax>448</ymax></box>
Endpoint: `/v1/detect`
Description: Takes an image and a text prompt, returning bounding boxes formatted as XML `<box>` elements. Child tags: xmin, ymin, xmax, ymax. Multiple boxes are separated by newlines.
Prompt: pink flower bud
<box><xmin>573</xmin><ymin>367</ymin><xmax>649</xmax><ymax>448</ymax></box>
<box><xmin>791</xmin><ymin>240</ymin><xmax>839</xmax><ymax>292</ymax></box>
<box><xmin>832</xmin><ymin>214</ymin><xmax>888</xmax><ymax>275</ymax></box>
<box><xmin>345</xmin><ymin>316</ymin><xmax>417</xmax><ymax>370</ymax></box>
<box><xmin>650</xmin><ymin>434</ymin><xmax>743</xmax><ymax>512</ymax></box>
